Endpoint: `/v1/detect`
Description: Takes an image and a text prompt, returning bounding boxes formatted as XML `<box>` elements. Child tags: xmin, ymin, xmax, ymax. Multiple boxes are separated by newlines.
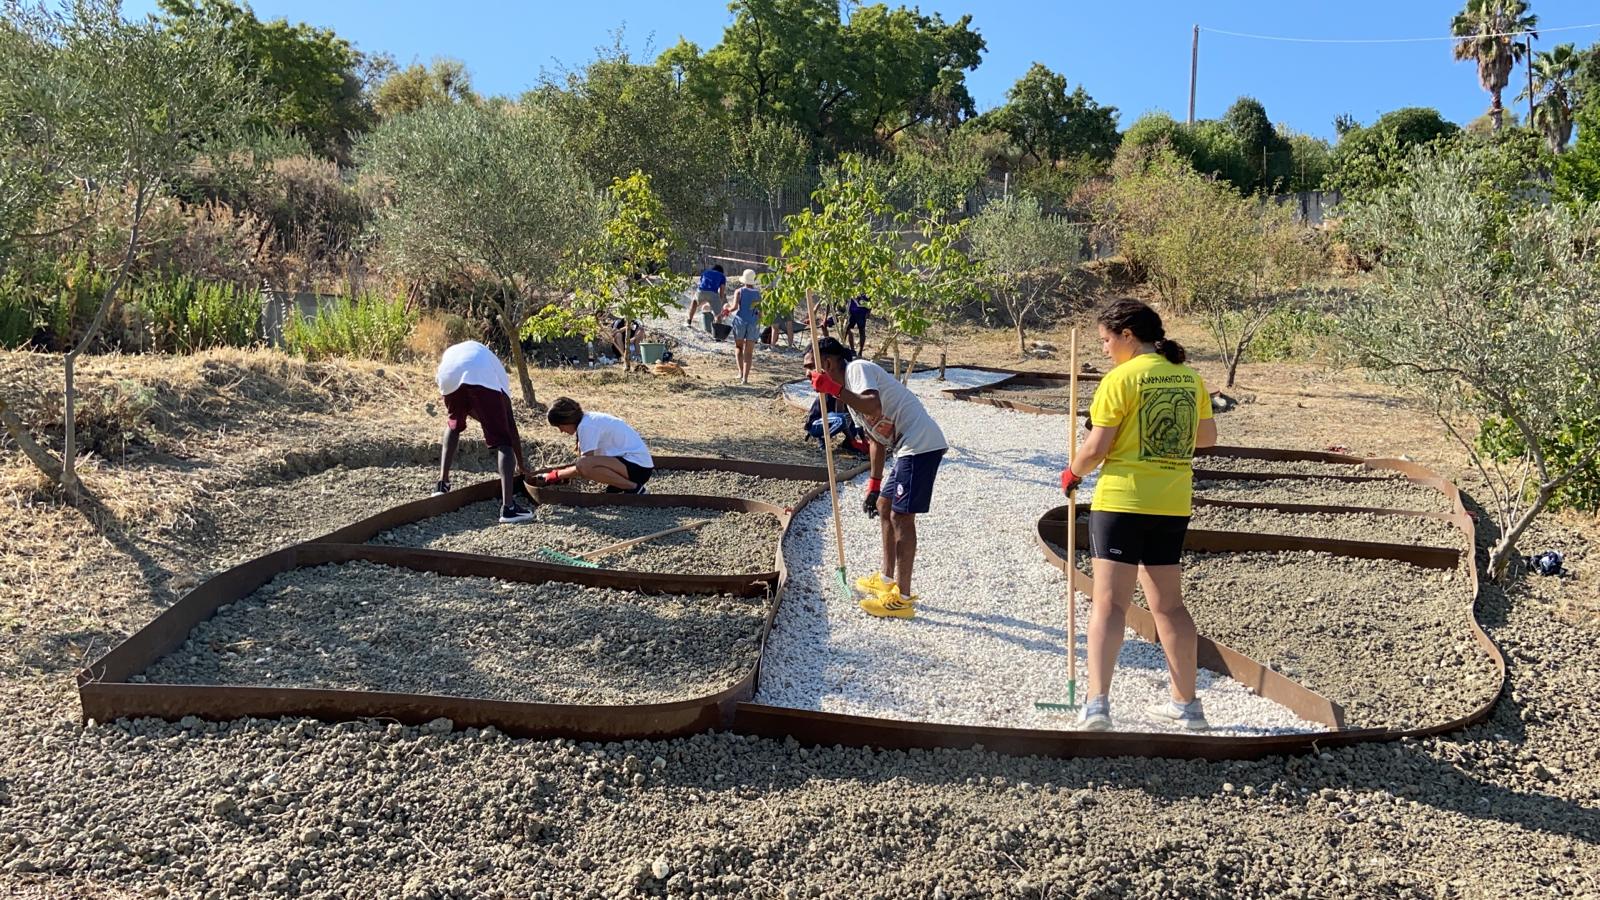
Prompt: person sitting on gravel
<box><xmin>687</xmin><ymin>263</ymin><xmax>727</xmax><ymax>327</ymax></box>
<box><xmin>804</xmin><ymin>393</ymin><xmax>869</xmax><ymax>454</ymax></box>
<box><xmin>1060</xmin><ymin>299</ymin><xmax>1217</xmax><ymax>733</ymax></box>
<box><xmin>433</xmin><ymin>340</ymin><xmax>537</xmax><ymax>524</ymax></box>
<box><xmin>536</xmin><ymin>397</ymin><xmax>655</xmax><ymax>494</ymax></box>
<box><xmin>806</xmin><ymin>337</ymin><xmax>948</xmax><ymax>619</ymax></box>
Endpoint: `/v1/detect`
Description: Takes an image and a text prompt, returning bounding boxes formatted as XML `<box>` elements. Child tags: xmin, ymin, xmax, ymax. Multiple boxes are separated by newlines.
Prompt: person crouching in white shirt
<box><xmin>534</xmin><ymin>397</ymin><xmax>655</xmax><ymax>494</ymax></box>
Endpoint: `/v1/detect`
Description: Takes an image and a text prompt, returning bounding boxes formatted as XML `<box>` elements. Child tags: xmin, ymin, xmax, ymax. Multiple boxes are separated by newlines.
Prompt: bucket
<box><xmin>701</xmin><ymin>310</ymin><xmax>715</xmax><ymax>333</ymax></box>
<box><xmin>712</xmin><ymin>322</ymin><xmax>732</xmax><ymax>342</ymax></box>
<box><xmin>639</xmin><ymin>342</ymin><xmax>668</xmax><ymax>365</ymax></box>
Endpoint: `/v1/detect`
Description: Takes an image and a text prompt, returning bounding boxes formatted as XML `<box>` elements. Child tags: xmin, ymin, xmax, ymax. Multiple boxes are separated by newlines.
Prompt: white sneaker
<box><xmin>1077</xmin><ymin>696</ymin><xmax>1111</xmax><ymax>732</ymax></box>
<box><xmin>1148</xmin><ymin>698</ymin><xmax>1209</xmax><ymax>731</ymax></box>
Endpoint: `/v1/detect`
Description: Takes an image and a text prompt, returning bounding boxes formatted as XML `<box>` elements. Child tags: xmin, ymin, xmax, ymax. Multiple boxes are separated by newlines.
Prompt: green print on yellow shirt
<box><xmin>1088</xmin><ymin>353</ymin><xmax>1213</xmax><ymax>517</ymax></box>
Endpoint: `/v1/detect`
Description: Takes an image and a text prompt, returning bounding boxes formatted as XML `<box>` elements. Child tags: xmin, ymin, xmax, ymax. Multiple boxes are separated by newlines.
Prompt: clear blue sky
<box><xmin>125</xmin><ymin>0</ymin><xmax>1600</xmax><ymax>140</ymax></box>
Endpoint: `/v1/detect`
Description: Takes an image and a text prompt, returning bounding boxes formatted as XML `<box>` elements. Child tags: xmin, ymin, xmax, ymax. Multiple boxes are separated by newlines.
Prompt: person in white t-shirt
<box><xmin>536</xmin><ymin>397</ymin><xmax>655</xmax><ymax>494</ymax></box>
<box><xmin>805</xmin><ymin>337</ymin><xmax>947</xmax><ymax>619</ymax></box>
<box><xmin>433</xmin><ymin>341</ymin><xmax>537</xmax><ymax>524</ymax></box>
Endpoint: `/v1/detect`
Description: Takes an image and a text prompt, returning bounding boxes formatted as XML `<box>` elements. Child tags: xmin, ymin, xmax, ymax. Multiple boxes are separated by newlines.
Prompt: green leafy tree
<box><xmin>1116</xmin><ymin>111</ymin><xmax>1253</xmax><ymax>194</ymax></box>
<box><xmin>1518</xmin><ymin>42</ymin><xmax>1581</xmax><ymax>153</ymax></box>
<box><xmin>1279</xmin><ymin>127</ymin><xmax>1334</xmax><ymax>192</ymax></box>
<box><xmin>1452</xmin><ymin>0</ymin><xmax>1539</xmax><ymax>132</ymax></box>
<box><xmin>0</xmin><ymin>1</ymin><xmax>262</xmax><ymax>496</ymax></box>
<box><xmin>731</xmin><ymin>117</ymin><xmax>811</xmax><ymax>231</ymax></box>
<box><xmin>668</xmin><ymin>0</ymin><xmax>984</xmax><ymax>153</ymax></box>
<box><xmin>536</xmin><ymin>43</ymin><xmax>731</xmax><ymax>248</ymax></box>
<box><xmin>968</xmin><ymin>193</ymin><xmax>1082</xmax><ymax>354</ymax></box>
<box><xmin>158</xmin><ymin>0</ymin><xmax>370</xmax><ymax>159</ymax></box>
<box><xmin>1553</xmin><ymin>102</ymin><xmax>1600</xmax><ymax>200</ymax></box>
<box><xmin>888</xmin><ymin>125</ymin><xmax>988</xmax><ymax>213</ymax></box>
<box><xmin>986</xmin><ymin>63</ymin><xmax>1119</xmax><ymax>168</ymax></box>
<box><xmin>1326</xmin><ymin>107</ymin><xmax>1460</xmax><ymax>198</ymax></box>
<box><xmin>372</xmin><ymin>58</ymin><xmax>477</xmax><ymax>119</ymax></box>
<box><xmin>1223</xmin><ymin>96</ymin><xmax>1292</xmax><ymax>192</ymax></box>
<box><xmin>566</xmin><ymin>172</ymin><xmax>681</xmax><ymax>373</ymax></box>
<box><xmin>358</xmin><ymin>102</ymin><xmax>600</xmax><ymax>407</ymax></box>
<box><xmin>1339</xmin><ymin>144</ymin><xmax>1600</xmax><ymax>579</ymax></box>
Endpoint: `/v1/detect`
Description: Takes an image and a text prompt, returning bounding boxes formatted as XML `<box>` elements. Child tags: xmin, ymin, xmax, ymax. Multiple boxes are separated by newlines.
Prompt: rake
<box><xmin>1037</xmin><ymin>326</ymin><xmax>1082</xmax><ymax>713</ymax></box>
<box><xmin>536</xmin><ymin>519</ymin><xmax>714</xmax><ymax>568</ymax></box>
<box><xmin>808</xmin><ymin>291</ymin><xmax>852</xmax><ymax>600</ymax></box>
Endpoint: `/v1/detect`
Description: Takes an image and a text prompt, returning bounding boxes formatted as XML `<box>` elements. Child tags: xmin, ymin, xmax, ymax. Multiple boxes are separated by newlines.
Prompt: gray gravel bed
<box><xmin>981</xmin><ymin>384</ymin><xmax>1085</xmax><ymax>412</ymax></box>
<box><xmin>566</xmin><ymin>468</ymin><xmax>820</xmax><ymax>509</ymax></box>
<box><xmin>1194</xmin><ymin>476</ymin><xmax>1457</xmax><ymax>513</ymax></box>
<box><xmin>1191</xmin><ymin>506</ymin><xmax>1465</xmax><ymax>547</ymax></box>
<box><xmin>371</xmin><ymin>501</ymin><xmax>784</xmax><ymax>575</ymax></box>
<box><xmin>139</xmin><ymin>561</ymin><xmax>765</xmax><ymax>704</ymax></box>
<box><xmin>1195</xmin><ymin>456</ymin><xmax>1392</xmax><ymax>477</ymax></box>
<box><xmin>1177</xmin><ymin>551</ymin><xmax>1498</xmax><ymax>730</ymax></box>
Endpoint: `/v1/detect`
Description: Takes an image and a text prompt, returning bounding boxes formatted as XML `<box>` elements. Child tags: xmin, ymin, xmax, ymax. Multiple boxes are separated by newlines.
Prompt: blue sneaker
<box><xmin>1077</xmin><ymin>696</ymin><xmax>1111</xmax><ymax>732</ymax></box>
<box><xmin>1148</xmin><ymin>698</ymin><xmax>1209</xmax><ymax>731</ymax></box>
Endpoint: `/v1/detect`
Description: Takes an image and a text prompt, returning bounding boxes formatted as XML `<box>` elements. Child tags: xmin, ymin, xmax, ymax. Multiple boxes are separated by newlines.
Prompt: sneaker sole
<box><xmin>498</xmin><ymin>515</ymin><xmax>536</xmax><ymax>525</ymax></box>
<box><xmin>1077</xmin><ymin>716</ymin><xmax>1111</xmax><ymax>732</ymax></box>
<box><xmin>857</xmin><ymin>599</ymin><xmax>914</xmax><ymax>619</ymax></box>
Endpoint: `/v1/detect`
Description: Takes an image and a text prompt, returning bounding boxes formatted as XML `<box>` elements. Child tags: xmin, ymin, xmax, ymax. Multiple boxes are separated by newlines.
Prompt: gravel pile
<box><xmin>1179</xmin><ymin>551</ymin><xmax>1499</xmax><ymax>730</ymax></box>
<box><xmin>760</xmin><ymin>369</ymin><xmax>1324</xmax><ymax>736</ymax></box>
<box><xmin>566</xmin><ymin>469</ymin><xmax>821</xmax><ymax>509</ymax></box>
<box><xmin>1195</xmin><ymin>456</ymin><xmax>1388</xmax><ymax>477</ymax></box>
<box><xmin>139</xmin><ymin>561</ymin><xmax>765</xmax><ymax>704</ymax></box>
<box><xmin>1194</xmin><ymin>476</ymin><xmax>1457</xmax><ymax>513</ymax></box>
<box><xmin>980</xmin><ymin>382</ymin><xmax>1086</xmax><ymax>413</ymax></box>
<box><xmin>1191</xmin><ymin>506</ymin><xmax>1465</xmax><ymax>547</ymax></box>
<box><xmin>371</xmin><ymin>501</ymin><xmax>784</xmax><ymax>575</ymax></box>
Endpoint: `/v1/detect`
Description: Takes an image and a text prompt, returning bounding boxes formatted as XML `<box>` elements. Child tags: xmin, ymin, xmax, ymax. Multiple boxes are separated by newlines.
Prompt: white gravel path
<box><xmin>761</xmin><ymin>368</ymin><xmax>1327</xmax><ymax>736</ymax></box>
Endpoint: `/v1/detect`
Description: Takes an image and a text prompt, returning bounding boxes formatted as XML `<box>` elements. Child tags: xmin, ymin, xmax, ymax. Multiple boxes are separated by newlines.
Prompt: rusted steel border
<box><xmin>942</xmin><ymin>372</ymin><xmax>1098</xmax><ymax>417</ymax></box>
<box><xmin>78</xmin><ymin>456</ymin><xmax>864</xmax><ymax>741</ymax></box>
<box><xmin>733</xmin><ymin>447</ymin><xmax>1507</xmax><ymax>761</ymax></box>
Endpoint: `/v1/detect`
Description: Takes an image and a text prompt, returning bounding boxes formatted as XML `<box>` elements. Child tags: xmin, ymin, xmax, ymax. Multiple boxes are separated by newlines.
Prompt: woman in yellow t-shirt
<box><xmin>1059</xmin><ymin>299</ymin><xmax>1217</xmax><ymax>732</ymax></box>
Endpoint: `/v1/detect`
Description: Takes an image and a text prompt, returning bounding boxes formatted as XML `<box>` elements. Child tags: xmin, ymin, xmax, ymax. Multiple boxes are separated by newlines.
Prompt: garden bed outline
<box><xmin>78</xmin><ymin>442</ymin><xmax>1505</xmax><ymax>761</ymax></box>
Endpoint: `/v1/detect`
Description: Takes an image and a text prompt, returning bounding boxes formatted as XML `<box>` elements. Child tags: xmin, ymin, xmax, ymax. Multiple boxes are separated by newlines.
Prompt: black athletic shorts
<box><xmin>1088</xmin><ymin>510</ymin><xmax>1190</xmax><ymax>566</ymax></box>
<box><xmin>604</xmin><ymin>458</ymin><xmax>654</xmax><ymax>493</ymax></box>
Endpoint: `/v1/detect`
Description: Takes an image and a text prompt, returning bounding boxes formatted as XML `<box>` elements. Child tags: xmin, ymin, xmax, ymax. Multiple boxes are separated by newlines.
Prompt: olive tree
<box><xmin>359</xmin><ymin>101</ymin><xmax>600</xmax><ymax>407</ymax></box>
<box><xmin>968</xmin><ymin>193</ymin><xmax>1083</xmax><ymax>355</ymax></box>
<box><xmin>0</xmin><ymin>1</ymin><xmax>260</xmax><ymax>498</ymax></box>
<box><xmin>1340</xmin><ymin>145</ymin><xmax>1600</xmax><ymax>580</ymax></box>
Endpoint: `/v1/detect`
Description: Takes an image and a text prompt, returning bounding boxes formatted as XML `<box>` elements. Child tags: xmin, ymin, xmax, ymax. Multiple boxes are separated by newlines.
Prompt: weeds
<box><xmin>282</xmin><ymin>291</ymin><xmax>415</xmax><ymax>362</ymax></box>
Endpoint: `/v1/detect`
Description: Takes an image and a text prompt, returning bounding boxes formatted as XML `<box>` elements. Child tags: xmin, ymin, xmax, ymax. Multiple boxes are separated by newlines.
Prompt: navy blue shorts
<box><xmin>883</xmin><ymin>449</ymin><xmax>945</xmax><ymax>515</ymax></box>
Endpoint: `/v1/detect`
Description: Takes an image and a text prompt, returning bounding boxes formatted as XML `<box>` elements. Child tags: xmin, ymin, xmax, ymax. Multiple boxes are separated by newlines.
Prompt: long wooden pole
<box><xmin>1067</xmin><ymin>327</ymin><xmax>1080</xmax><ymax>698</ymax></box>
<box><xmin>808</xmin><ymin>292</ymin><xmax>849</xmax><ymax>585</ymax></box>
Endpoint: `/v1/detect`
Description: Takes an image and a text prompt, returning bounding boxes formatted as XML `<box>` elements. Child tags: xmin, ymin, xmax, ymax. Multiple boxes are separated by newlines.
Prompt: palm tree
<box><xmin>1452</xmin><ymin>0</ymin><xmax>1539</xmax><ymax>131</ymax></box>
<box><xmin>1519</xmin><ymin>43</ymin><xmax>1581</xmax><ymax>152</ymax></box>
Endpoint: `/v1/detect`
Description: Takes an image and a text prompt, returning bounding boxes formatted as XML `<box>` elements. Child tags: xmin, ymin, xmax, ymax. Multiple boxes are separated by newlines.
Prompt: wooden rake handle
<box><xmin>1067</xmin><ymin>327</ymin><xmax>1080</xmax><ymax>685</ymax></box>
<box><xmin>579</xmin><ymin>519</ymin><xmax>715</xmax><ymax>561</ymax></box>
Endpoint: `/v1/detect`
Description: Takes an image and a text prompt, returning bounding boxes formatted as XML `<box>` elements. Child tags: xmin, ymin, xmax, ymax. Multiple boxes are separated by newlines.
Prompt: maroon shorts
<box><xmin>443</xmin><ymin>384</ymin><xmax>521</xmax><ymax>450</ymax></box>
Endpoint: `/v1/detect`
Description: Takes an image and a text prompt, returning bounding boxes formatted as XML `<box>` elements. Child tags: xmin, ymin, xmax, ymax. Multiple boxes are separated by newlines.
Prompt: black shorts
<box><xmin>604</xmin><ymin>458</ymin><xmax>654</xmax><ymax>492</ymax></box>
<box><xmin>1089</xmin><ymin>510</ymin><xmax>1190</xmax><ymax>566</ymax></box>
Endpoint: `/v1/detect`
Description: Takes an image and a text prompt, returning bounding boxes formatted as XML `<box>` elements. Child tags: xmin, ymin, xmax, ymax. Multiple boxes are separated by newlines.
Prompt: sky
<box><xmin>123</xmin><ymin>0</ymin><xmax>1600</xmax><ymax>140</ymax></box>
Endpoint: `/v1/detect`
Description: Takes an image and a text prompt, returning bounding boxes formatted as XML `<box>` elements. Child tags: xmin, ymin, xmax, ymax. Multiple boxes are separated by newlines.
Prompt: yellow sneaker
<box><xmin>854</xmin><ymin>571</ymin><xmax>891</xmax><ymax>597</ymax></box>
<box><xmin>859</xmin><ymin>585</ymin><xmax>917</xmax><ymax>619</ymax></box>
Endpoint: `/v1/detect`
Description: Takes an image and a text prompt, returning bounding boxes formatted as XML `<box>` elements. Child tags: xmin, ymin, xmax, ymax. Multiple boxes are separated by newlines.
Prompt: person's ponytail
<box><xmin>1154</xmin><ymin>338</ymin><xmax>1186</xmax><ymax>365</ymax></box>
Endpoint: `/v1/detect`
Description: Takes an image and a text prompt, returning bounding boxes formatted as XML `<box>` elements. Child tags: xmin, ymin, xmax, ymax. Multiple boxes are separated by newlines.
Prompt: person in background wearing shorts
<box><xmin>433</xmin><ymin>340</ymin><xmax>537</xmax><ymax>524</ymax></box>
<box><xmin>687</xmin><ymin>263</ymin><xmax>726</xmax><ymax>327</ymax></box>
<box><xmin>1060</xmin><ymin>299</ymin><xmax>1217</xmax><ymax>732</ymax></box>
<box><xmin>845</xmin><ymin>294</ymin><xmax>869</xmax><ymax>356</ymax></box>
<box><xmin>724</xmin><ymin>268</ymin><xmax>761</xmax><ymax>384</ymax></box>
<box><xmin>806</xmin><ymin>337</ymin><xmax>947</xmax><ymax>619</ymax></box>
<box><xmin>536</xmin><ymin>397</ymin><xmax>655</xmax><ymax>494</ymax></box>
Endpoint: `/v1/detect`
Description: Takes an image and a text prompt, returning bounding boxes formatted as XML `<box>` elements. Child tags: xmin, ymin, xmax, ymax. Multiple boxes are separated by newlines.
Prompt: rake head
<box><xmin>1034</xmin><ymin>679</ymin><xmax>1079</xmax><ymax>713</ymax></box>
<box><xmin>535</xmin><ymin>548</ymin><xmax>601</xmax><ymax>569</ymax></box>
<box><xmin>833</xmin><ymin>565</ymin><xmax>851</xmax><ymax>600</ymax></box>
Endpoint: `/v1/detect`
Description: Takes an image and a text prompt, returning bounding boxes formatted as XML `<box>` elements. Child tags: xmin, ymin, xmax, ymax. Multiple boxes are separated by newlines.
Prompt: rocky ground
<box><xmin>1193</xmin><ymin>476</ymin><xmax>1458</xmax><ymax>514</ymax></box>
<box><xmin>369</xmin><ymin>501</ymin><xmax>784</xmax><ymax>576</ymax></box>
<box><xmin>137</xmin><ymin>561</ymin><xmax>765</xmax><ymax>704</ymax></box>
<box><xmin>1189</xmin><ymin>506</ymin><xmax>1465</xmax><ymax>547</ymax></box>
<box><xmin>564</xmin><ymin>470</ymin><xmax>826</xmax><ymax>511</ymax></box>
<box><xmin>3</xmin><ymin>333</ymin><xmax>1599</xmax><ymax>897</ymax></box>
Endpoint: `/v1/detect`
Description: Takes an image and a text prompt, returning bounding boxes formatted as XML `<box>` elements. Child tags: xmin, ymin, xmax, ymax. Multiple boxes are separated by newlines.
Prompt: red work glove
<box><xmin>541</xmin><ymin>469</ymin><xmax>564</xmax><ymax>486</ymax></box>
<box><xmin>809</xmin><ymin>369</ymin><xmax>843</xmax><ymax>397</ymax></box>
<box><xmin>1060</xmin><ymin>468</ymin><xmax>1082</xmax><ymax>495</ymax></box>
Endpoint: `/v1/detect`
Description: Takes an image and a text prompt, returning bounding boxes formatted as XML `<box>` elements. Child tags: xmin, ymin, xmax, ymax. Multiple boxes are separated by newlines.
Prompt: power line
<box><xmin>1200</xmin><ymin>22</ymin><xmax>1600</xmax><ymax>45</ymax></box>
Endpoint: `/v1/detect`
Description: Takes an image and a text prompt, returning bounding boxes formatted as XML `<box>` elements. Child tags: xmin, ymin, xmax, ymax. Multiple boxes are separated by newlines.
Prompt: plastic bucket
<box><xmin>639</xmin><ymin>342</ymin><xmax>668</xmax><ymax>365</ymax></box>
<box><xmin>712</xmin><ymin>322</ymin><xmax>732</xmax><ymax>342</ymax></box>
<box><xmin>701</xmin><ymin>310</ymin><xmax>715</xmax><ymax>333</ymax></box>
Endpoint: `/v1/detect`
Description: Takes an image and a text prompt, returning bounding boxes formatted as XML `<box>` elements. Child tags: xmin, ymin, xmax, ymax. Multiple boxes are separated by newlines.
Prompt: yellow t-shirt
<box><xmin>1088</xmin><ymin>353</ymin><xmax>1212</xmax><ymax>516</ymax></box>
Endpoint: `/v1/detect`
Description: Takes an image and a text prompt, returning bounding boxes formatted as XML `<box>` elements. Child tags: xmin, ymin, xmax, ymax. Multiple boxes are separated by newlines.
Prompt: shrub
<box><xmin>0</xmin><ymin>254</ymin><xmax>107</xmax><ymax>351</ymax></box>
<box><xmin>282</xmin><ymin>291</ymin><xmax>415</xmax><ymax>361</ymax></box>
<box><xmin>125</xmin><ymin>274</ymin><xmax>261</xmax><ymax>353</ymax></box>
<box><xmin>1247</xmin><ymin>304</ymin><xmax>1338</xmax><ymax>363</ymax></box>
<box><xmin>1479</xmin><ymin>415</ymin><xmax>1600</xmax><ymax>514</ymax></box>
<box><xmin>405</xmin><ymin>310</ymin><xmax>473</xmax><ymax>361</ymax></box>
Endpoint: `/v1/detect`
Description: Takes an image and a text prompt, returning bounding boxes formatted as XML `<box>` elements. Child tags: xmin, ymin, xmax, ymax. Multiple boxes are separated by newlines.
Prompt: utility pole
<box><xmin>1527</xmin><ymin>33</ymin><xmax>1536</xmax><ymax>127</ymax></box>
<box><xmin>1188</xmin><ymin>25</ymin><xmax>1199</xmax><ymax>126</ymax></box>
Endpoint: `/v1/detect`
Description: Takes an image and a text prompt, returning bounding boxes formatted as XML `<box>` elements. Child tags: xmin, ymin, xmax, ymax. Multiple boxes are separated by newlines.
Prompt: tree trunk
<box><xmin>1016</xmin><ymin>321</ymin><xmax>1027</xmax><ymax>356</ymax></box>
<box><xmin>0</xmin><ymin>390</ymin><xmax>62</xmax><ymax>483</ymax></box>
<box><xmin>1490</xmin><ymin>89</ymin><xmax>1504</xmax><ymax>131</ymax></box>
<box><xmin>63</xmin><ymin>185</ymin><xmax>146</xmax><ymax>501</ymax></box>
<box><xmin>900</xmin><ymin>342</ymin><xmax>923</xmax><ymax>384</ymax></box>
<box><xmin>1225</xmin><ymin>348</ymin><xmax>1241</xmax><ymax>388</ymax></box>
<box><xmin>1489</xmin><ymin>485</ymin><xmax>1552</xmax><ymax>581</ymax></box>
<box><xmin>505</xmin><ymin>334</ymin><xmax>537</xmax><ymax>409</ymax></box>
